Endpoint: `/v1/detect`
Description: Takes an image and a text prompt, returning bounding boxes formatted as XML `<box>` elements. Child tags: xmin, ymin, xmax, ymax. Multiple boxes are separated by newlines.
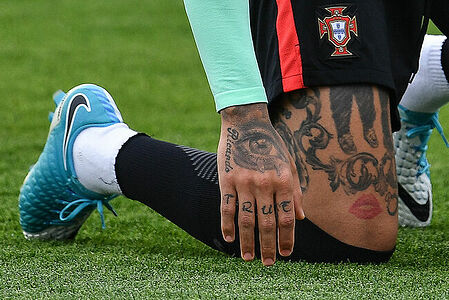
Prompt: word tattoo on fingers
<box><xmin>279</xmin><ymin>201</ymin><xmax>292</xmax><ymax>213</ymax></box>
<box><xmin>224</xmin><ymin>128</ymin><xmax>239</xmax><ymax>173</ymax></box>
<box><xmin>261</xmin><ymin>205</ymin><xmax>273</xmax><ymax>215</ymax></box>
<box><xmin>242</xmin><ymin>201</ymin><xmax>253</xmax><ymax>213</ymax></box>
<box><xmin>223</xmin><ymin>194</ymin><xmax>234</xmax><ymax>205</ymax></box>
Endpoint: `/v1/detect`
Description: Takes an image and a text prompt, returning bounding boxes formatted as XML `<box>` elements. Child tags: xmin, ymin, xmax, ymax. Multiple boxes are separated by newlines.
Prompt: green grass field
<box><xmin>1</xmin><ymin>1</ymin><xmax>449</xmax><ymax>298</ymax></box>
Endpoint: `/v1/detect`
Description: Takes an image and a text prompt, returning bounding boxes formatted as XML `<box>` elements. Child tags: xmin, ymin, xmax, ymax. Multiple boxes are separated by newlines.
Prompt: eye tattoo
<box><xmin>233</xmin><ymin>126</ymin><xmax>287</xmax><ymax>174</ymax></box>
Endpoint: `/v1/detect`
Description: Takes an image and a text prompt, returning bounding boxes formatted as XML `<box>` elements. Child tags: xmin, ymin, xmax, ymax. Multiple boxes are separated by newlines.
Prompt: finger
<box><xmin>237</xmin><ymin>192</ymin><xmax>256</xmax><ymax>262</ymax></box>
<box><xmin>289</xmin><ymin>155</ymin><xmax>305</xmax><ymax>220</ymax></box>
<box><xmin>275</xmin><ymin>189</ymin><xmax>296</xmax><ymax>257</ymax></box>
<box><xmin>220</xmin><ymin>187</ymin><xmax>237</xmax><ymax>243</ymax></box>
<box><xmin>293</xmin><ymin>188</ymin><xmax>304</xmax><ymax>220</ymax></box>
<box><xmin>256</xmin><ymin>192</ymin><xmax>277</xmax><ymax>266</ymax></box>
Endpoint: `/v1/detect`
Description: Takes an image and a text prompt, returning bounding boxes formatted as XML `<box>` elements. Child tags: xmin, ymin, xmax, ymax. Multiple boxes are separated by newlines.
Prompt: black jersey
<box><xmin>249</xmin><ymin>0</ymin><xmax>449</xmax><ymax>130</ymax></box>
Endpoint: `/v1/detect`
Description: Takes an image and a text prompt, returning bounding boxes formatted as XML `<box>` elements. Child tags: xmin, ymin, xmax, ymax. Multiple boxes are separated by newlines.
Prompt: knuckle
<box><xmin>239</xmin><ymin>216</ymin><xmax>255</xmax><ymax>229</ymax></box>
<box><xmin>275</xmin><ymin>172</ymin><xmax>293</xmax><ymax>188</ymax></box>
<box><xmin>278</xmin><ymin>173</ymin><xmax>292</xmax><ymax>187</ymax></box>
<box><xmin>255</xmin><ymin>175</ymin><xmax>272</xmax><ymax>190</ymax></box>
<box><xmin>260</xmin><ymin>218</ymin><xmax>276</xmax><ymax>233</ymax></box>
<box><xmin>238</xmin><ymin>176</ymin><xmax>251</xmax><ymax>186</ymax></box>
<box><xmin>221</xmin><ymin>205</ymin><xmax>235</xmax><ymax>218</ymax></box>
<box><xmin>279</xmin><ymin>215</ymin><xmax>295</xmax><ymax>229</ymax></box>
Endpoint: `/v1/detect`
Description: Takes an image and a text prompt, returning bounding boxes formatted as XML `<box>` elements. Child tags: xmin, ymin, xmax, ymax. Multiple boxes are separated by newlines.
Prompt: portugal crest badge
<box><xmin>318</xmin><ymin>6</ymin><xmax>358</xmax><ymax>57</ymax></box>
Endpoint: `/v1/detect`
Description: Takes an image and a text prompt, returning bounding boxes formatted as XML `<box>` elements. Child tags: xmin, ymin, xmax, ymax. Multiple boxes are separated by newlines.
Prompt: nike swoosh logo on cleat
<box><xmin>63</xmin><ymin>94</ymin><xmax>91</xmax><ymax>170</ymax></box>
<box><xmin>398</xmin><ymin>183</ymin><xmax>430</xmax><ymax>222</ymax></box>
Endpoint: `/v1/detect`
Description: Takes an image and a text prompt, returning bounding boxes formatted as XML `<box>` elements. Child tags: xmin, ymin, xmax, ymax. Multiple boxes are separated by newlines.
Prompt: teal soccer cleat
<box><xmin>19</xmin><ymin>84</ymin><xmax>123</xmax><ymax>239</ymax></box>
<box><xmin>394</xmin><ymin>105</ymin><xmax>449</xmax><ymax>227</ymax></box>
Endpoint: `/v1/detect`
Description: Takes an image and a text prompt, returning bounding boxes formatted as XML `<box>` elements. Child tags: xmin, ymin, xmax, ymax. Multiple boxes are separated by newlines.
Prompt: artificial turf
<box><xmin>0</xmin><ymin>1</ymin><xmax>448</xmax><ymax>298</ymax></box>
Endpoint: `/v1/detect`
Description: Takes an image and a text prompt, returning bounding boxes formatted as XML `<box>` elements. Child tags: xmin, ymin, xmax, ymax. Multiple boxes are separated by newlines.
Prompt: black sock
<box><xmin>442</xmin><ymin>38</ymin><xmax>449</xmax><ymax>83</ymax></box>
<box><xmin>114</xmin><ymin>133</ymin><xmax>394</xmax><ymax>263</ymax></box>
<box><xmin>115</xmin><ymin>133</ymin><xmax>236</xmax><ymax>254</ymax></box>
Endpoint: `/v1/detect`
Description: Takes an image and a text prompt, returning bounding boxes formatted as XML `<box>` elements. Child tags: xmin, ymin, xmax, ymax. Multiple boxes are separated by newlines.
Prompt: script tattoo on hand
<box><xmin>224</xmin><ymin>128</ymin><xmax>239</xmax><ymax>173</ymax></box>
<box><xmin>233</xmin><ymin>122</ymin><xmax>288</xmax><ymax>176</ymax></box>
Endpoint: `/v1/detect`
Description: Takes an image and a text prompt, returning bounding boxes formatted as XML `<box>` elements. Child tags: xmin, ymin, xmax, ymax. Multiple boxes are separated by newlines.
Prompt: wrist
<box><xmin>220</xmin><ymin>103</ymin><xmax>270</xmax><ymax>124</ymax></box>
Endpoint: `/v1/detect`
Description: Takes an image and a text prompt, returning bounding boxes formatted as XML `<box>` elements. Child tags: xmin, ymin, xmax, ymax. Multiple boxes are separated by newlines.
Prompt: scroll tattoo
<box><xmin>275</xmin><ymin>88</ymin><xmax>397</xmax><ymax>202</ymax></box>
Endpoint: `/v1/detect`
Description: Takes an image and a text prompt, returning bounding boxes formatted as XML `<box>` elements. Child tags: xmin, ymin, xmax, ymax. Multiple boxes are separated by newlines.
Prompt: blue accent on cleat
<box><xmin>398</xmin><ymin>104</ymin><xmax>449</xmax><ymax>178</ymax></box>
<box><xmin>19</xmin><ymin>84</ymin><xmax>123</xmax><ymax>239</ymax></box>
<box><xmin>52</xmin><ymin>90</ymin><xmax>66</xmax><ymax>106</ymax></box>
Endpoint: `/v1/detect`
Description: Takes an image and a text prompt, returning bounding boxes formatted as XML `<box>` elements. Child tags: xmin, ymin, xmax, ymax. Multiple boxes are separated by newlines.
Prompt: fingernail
<box><xmin>243</xmin><ymin>252</ymin><xmax>253</xmax><ymax>261</ymax></box>
<box><xmin>280</xmin><ymin>249</ymin><xmax>292</xmax><ymax>257</ymax></box>
<box><xmin>225</xmin><ymin>235</ymin><xmax>233</xmax><ymax>242</ymax></box>
<box><xmin>263</xmin><ymin>258</ymin><xmax>274</xmax><ymax>266</ymax></box>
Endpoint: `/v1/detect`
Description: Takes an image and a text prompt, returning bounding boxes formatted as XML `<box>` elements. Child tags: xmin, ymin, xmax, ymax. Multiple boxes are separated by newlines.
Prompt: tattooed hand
<box><xmin>217</xmin><ymin>103</ymin><xmax>304</xmax><ymax>266</ymax></box>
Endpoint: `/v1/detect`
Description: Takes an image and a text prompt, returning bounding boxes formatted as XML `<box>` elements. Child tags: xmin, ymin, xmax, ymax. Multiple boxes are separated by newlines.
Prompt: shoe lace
<box><xmin>404</xmin><ymin>113</ymin><xmax>449</xmax><ymax>177</ymax></box>
<box><xmin>59</xmin><ymin>198</ymin><xmax>117</xmax><ymax>229</ymax></box>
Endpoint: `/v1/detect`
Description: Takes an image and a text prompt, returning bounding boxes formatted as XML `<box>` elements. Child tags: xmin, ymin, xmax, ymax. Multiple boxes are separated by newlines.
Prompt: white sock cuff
<box><xmin>400</xmin><ymin>35</ymin><xmax>449</xmax><ymax>113</ymax></box>
<box><xmin>422</xmin><ymin>35</ymin><xmax>448</xmax><ymax>92</ymax></box>
<box><xmin>73</xmin><ymin>123</ymin><xmax>138</xmax><ymax>195</ymax></box>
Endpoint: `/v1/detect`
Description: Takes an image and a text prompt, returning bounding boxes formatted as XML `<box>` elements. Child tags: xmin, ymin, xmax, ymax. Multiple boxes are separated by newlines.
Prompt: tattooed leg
<box><xmin>270</xmin><ymin>85</ymin><xmax>398</xmax><ymax>252</ymax></box>
<box><xmin>271</xmin><ymin>117</ymin><xmax>310</xmax><ymax>193</ymax></box>
<box><xmin>353</xmin><ymin>85</ymin><xmax>379</xmax><ymax>148</ymax></box>
<box><xmin>329</xmin><ymin>87</ymin><xmax>357</xmax><ymax>154</ymax></box>
<box><xmin>379</xmin><ymin>90</ymin><xmax>394</xmax><ymax>151</ymax></box>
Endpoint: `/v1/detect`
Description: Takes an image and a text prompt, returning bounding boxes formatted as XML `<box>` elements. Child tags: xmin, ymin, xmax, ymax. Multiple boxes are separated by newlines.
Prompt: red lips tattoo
<box><xmin>349</xmin><ymin>194</ymin><xmax>382</xmax><ymax>219</ymax></box>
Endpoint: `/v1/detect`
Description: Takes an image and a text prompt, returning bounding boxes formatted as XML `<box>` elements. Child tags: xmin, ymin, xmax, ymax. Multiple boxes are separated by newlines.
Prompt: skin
<box><xmin>218</xmin><ymin>103</ymin><xmax>304</xmax><ymax>266</ymax></box>
<box><xmin>218</xmin><ymin>84</ymin><xmax>398</xmax><ymax>266</ymax></box>
<box><xmin>270</xmin><ymin>85</ymin><xmax>398</xmax><ymax>251</ymax></box>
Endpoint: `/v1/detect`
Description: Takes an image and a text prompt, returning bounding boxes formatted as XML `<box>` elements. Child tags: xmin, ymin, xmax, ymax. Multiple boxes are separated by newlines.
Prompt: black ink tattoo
<box><xmin>233</xmin><ymin>122</ymin><xmax>288</xmax><ymax>175</ymax></box>
<box><xmin>274</xmin><ymin>120</ymin><xmax>309</xmax><ymax>193</ymax></box>
<box><xmin>274</xmin><ymin>87</ymin><xmax>397</xmax><ymax>199</ymax></box>
<box><xmin>281</xmin><ymin>107</ymin><xmax>292</xmax><ymax>119</ymax></box>
<box><xmin>329</xmin><ymin>85</ymin><xmax>378</xmax><ymax>153</ymax></box>
<box><xmin>353</xmin><ymin>87</ymin><xmax>378</xmax><ymax>148</ymax></box>
<box><xmin>377</xmin><ymin>153</ymin><xmax>396</xmax><ymax>195</ymax></box>
<box><xmin>379</xmin><ymin>89</ymin><xmax>394</xmax><ymax>151</ymax></box>
<box><xmin>225</xmin><ymin>127</ymin><xmax>239</xmax><ymax>173</ymax></box>
<box><xmin>279</xmin><ymin>201</ymin><xmax>292</xmax><ymax>213</ymax></box>
<box><xmin>330</xmin><ymin>87</ymin><xmax>357</xmax><ymax>154</ymax></box>
<box><xmin>385</xmin><ymin>192</ymin><xmax>398</xmax><ymax>216</ymax></box>
<box><xmin>242</xmin><ymin>201</ymin><xmax>253</xmax><ymax>213</ymax></box>
<box><xmin>261</xmin><ymin>205</ymin><xmax>273</xmax><ymax>215</ymax></box>
<box><xmin>227</xmin><ymin>127</ymin><xmax>239</xmax><ymax>140</ymax></box>
<box><xmin>223</xmin><ymin>194</ymin><xmax>234</xmax><ymax>205</ymax></box>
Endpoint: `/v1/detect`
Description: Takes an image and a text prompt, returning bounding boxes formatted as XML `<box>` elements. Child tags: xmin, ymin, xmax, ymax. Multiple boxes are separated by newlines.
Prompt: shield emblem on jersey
<box><xmin>330</xmin><ymin>21</ymin><xmax>347</xmax><ymax>43</ymax></box>
<box><xmin>318</xmin><ymin>6</ymin><xmax>358</xmax><ymax>57</ymax></box>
